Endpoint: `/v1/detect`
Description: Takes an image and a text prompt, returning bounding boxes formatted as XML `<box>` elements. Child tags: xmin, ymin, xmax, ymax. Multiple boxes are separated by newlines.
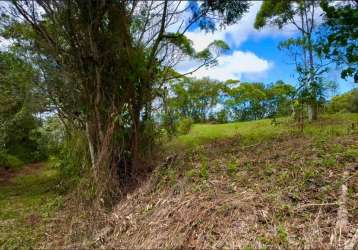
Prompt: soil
<box><xmin>0</xmin><ymin>162</ymin><xmax>45</xmax><ymax>185</ymax></box>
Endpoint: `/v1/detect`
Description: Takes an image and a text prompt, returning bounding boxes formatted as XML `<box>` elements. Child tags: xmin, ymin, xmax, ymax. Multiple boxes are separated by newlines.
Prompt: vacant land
<box><xmin>97</xmin><ymin>114</ymin><xmax>358</xmax><ymax>249</ymax></box>
<box><xmin>1</xmin><ymin>113</ymin><xmax>357</xmax><ymax>249</ymax></box>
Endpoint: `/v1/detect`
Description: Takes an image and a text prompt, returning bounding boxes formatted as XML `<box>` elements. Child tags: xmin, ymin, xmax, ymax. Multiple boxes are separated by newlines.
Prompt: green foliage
<box><xmin>0</xmin><ymin>164</ymin><xmax>63</xmax><ymax>248</ymax></box>
<box><xmin>164</xmin><ymin>78</ymin><xmax>294</xmax><ymax>125</ymax></box>
<box><xmin>277</xmin><ymin>224</ymin><xmax>289</xmax><ymax>245</ymax></box>
<box><xmin>49</xmin><ymin>130</ymin><xmax>90</xmax><ymax>185</ymax></box>
<box><xmin>0</xmin><ymin>51</ymin><xmax>47</xmax><ymax>163</ymax></box>
<box><xmin>162</xmin><ymin>113</ymin><xmax>178</xmax><ymax>137</ymax></box>
<box><xmin>327</xmin><ymin>89</ymin><xmax>358</xmax><ymax>113</ymax></box>
<box><xmin>0</xmin><ymin>152</ymin><xmax>24</xmax><ymax>170</ymax></box>
<box><xmin>319</xmin><ymin>1</ymin><xmax>358</xmax><ymax>82</ymax></box>
<box><xmin>177</xmin><ymin>117</ymin><xmax>194</xmax><ymax>135</ymax></box>
<box><xmin>166</xmin><ymin>77</ymin><xmax>223</xmax><ymax>123</ymax></box>
<box><xmin>164</xmin><ymin>32</ymin><xmax>195</xmax><ymax>57</ymax></box>
<box><xmin>216</xmin><ymin>109</ymin><xmax>229</xmax><ymax>124</ymax></box>
<box><xmin>0</xmin><ymin>0</ymin><xmax>250</xmax><ymax>189</ymax></box>
<box><xmin>190</xmin><ymin>1</ymin><xmax>250</xmax><ymax>31</ymax></box>
<box><xmin>344</xmin><ymin>147</ymin><xmax>358</xmax><ymax>160</ymax></box>
<box><xmin>141</xmin><ymin>119</ymin><xmax>165</xmax><ymax>154</ymax></box>
<box><xmin>169</xmin><ymin>113</ymin><xmax>358</xmax><ymax>149</ymax></box>
<box><xmin>199</xmin><ymin>160</ymin><xmax>209</xmax><ymax>180</ymax></box>
<box><xmin>225</xmin><ymin>81</ymin><xmax>294</xmax><ymax>120</ymax></box>
<box><xmin>255</xmin><ymin>1</ymin><xmax>331</xmax><ymax>121</ymax></box>
<box><xmin>254</xmin><ymin>0</ymin><xmax>294</xmax><ymax>29</ymax></box>
<box><xmin>226</xmin><ymin>162</ymin><xmax>238</xmax><ymax>175</ymax></box>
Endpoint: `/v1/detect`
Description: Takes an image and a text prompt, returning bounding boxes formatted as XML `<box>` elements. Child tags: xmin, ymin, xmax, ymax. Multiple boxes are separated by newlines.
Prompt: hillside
<box><xmin>37</xmin><ymin>114</ymin><xmax>357</xmax><ymax>249</ymax></box>
<box><xmin>1</xmin><ymin>1</ymin><xmax>357</xmax><ymax>249</ymax></box>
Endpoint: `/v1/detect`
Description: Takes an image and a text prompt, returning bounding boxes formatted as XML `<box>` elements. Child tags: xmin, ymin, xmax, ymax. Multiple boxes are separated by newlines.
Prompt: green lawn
<box><xmin>169</xmin><ymin>113</ymin><xmax>358</xmax><ymax>149</ymax></box>
<box><xmin>0</xmin><ymin>164</ymin><xmax>63</xmax><ymax>248</ymax></box>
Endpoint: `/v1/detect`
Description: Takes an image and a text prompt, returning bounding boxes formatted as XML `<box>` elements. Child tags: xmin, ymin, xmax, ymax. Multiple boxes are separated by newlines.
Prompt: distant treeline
<box><xmin>159</xmin><ymin>77</ymin><xmax>358</xmax><ymax>132</ymax></box>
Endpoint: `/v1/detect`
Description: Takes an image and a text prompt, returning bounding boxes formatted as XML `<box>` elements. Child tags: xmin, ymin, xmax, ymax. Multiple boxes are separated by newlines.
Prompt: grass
<box><xmin>169</xmin><ymin>113</ymin><xmax>358</xmax><ymax>149</ymax></box>
<box><xmin>0</xmin><ymin>152</ymin><xmax>24</xmax><ymax>170</ymax></box>
<box><xmin>0</xmin><ymin>163</ymin><xmax>63</xmax><ymax>248</ymax></box>
<box><xmin>169</xmin><ymin>118</ymin><xmax>285</xmax><ymax>149</ymax></box>
<box><xmin>139</xmin><ymin>113</ymin><xmax>358</xmax><ymax>248</ymax></box>
<box><xmin>1</xmin><ymin>113</ymin><xmax>358</xmax><ymax>248</ymax></box>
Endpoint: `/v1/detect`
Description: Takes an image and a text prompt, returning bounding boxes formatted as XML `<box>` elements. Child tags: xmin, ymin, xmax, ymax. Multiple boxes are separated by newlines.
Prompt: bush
<box><xmin>0</xmin><ymin>109</ymin><xmax>47</xmax><ymax>163</ymax></box>
<box><xmin>216</xmin><ymin>110</ymin><xmax>228</xmax><ymax>124</ymax></box>
<box><xmin>49</xmin><ymin>130</ymin><xmax>90</xmax><ymax>185</ymax></box>
<box><xmin>327</xmin><ymin>89</ymin><xmax>358</xmax><ymax>113</ymax></box>
<box><xmin>141</xmin><ymin>119</ymin><xmax>165</xmax><ymax>154</ymax></box>
<box><xmin>162</xmin><ymin>113</ymin><xmax>178</xmax><ymax>137</ymax></box>
<box><xmin>177</xmin><ymin>117</ymin><xmax>193</xmax><ymax>135</ymax></box>
<box><xmin>0</xmin><ymin>151</ymin><xmax>24</xmax><ymax>170</ymax></box>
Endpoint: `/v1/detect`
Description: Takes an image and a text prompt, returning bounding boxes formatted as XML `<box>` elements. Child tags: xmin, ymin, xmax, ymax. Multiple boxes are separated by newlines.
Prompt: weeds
<box><xmin>199</xmin><ymin>160</ymin><xmax>209</xmax><ymax>180</ymax></box>
<box><xmin>0</xmin><ymin>164</ymin><xmax>63</xmax><ymax>248</ymax></box>
<box><xmin>2</xmin><ymin>113</ymin><xmax>357</xmax><ymax>249</ymax></box>
<box><xmin>226</xmin><ymin>162</ymin><xmax>238</xmax><ymax>175</ymax></box>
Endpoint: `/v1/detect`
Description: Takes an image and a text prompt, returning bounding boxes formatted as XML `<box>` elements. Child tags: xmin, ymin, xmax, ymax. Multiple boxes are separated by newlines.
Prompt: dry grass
<box><xmin>37</xmin><ymin>114</ymin><xmax>358</xmax><ymax>249</ymax></box>
<box><xmin>67</xmin><ymin>134</ymin><xmax>357</xmax><ymax>249</ymax></box>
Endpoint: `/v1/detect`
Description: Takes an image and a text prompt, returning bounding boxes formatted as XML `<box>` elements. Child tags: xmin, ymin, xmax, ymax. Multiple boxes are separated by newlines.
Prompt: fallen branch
<box><xmin>330</xmin><ymin>170</ymin><xmax>349</xmax><ymax>248</ymax></box>
<box><xmin>294</xmin><ymin>202</ymin><xmax>339</xmax><ymax>211</ymax></box>
<box><xmin>344</xmin><ymin>229</ymin><xmax>358</xmax><ymax>250</ymax></box>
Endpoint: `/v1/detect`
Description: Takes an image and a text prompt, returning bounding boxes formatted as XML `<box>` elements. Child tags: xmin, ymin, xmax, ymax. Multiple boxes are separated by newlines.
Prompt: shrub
<box><xmin>0</xmin><ymin>151</ymin><xmax>24</xmax><ymax>170</ymax></box>
<box><xmin>49</xmin><ymin>130</ymin><xmax>90</xmax><ymax>186</ymax></box>
<box><xmin>162</xmin><ymin>113</ymin><xmax>178</xmax><ymax>137</ymax></box>
<box><xmin>216</xmin><ymin>110</ymin><xmax>228</xmax><ymax>124</ymax></box>
<box><xmin>141</xmin><ymin>119</ymin><xmax>164</xmax><ymax>154</ymax></box>
<box><xmin>227</xmin><ymin>162</ymin><xmax>238</xmax><ymax>174</ymax></box>
<box><xmin>177</xmin><ymin>117</ymin><xmax>193</xmax><ymax>135</ymax></box>
<box><xmin>327</xmin><ymin>89</ymin><xmax>358</xmax><ymax>113</ymax></box>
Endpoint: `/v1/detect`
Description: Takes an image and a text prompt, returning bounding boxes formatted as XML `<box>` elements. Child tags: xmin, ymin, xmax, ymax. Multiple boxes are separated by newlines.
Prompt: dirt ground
<box><xmin>0</xmin><ymin>162</ymin><xmax>45</xmax><ymax>185</ymax></box>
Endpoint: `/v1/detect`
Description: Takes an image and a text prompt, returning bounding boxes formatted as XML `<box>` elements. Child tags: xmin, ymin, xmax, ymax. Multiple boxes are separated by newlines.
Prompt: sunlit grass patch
<box><xmin>0</xmin><ymin>164</ymin><xmax>63</xmax><ymax>248</ymax></box>
<box><xmin>168</xmin><ymin>113</ymin><xmax>358</xmax><ymax>150</ymax></box>
<box><xmin>169</xmin><ymin>118</ymin><xmax>289</xmax><ymax>149</ymax></box>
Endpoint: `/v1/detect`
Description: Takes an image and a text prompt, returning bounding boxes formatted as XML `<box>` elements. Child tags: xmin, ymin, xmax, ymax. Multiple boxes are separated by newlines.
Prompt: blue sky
<box><xmin>175</xmin><ymin>2</ymin><xmax>356</xmax><ymax>96</ymax></box>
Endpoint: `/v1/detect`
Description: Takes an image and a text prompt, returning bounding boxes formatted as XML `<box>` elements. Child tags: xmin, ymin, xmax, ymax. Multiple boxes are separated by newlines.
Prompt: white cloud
<box><xmin>175</xmin><ymin>2</ymin><xmax>325</xmax><ymax>82</ymax></box>
<box><xmin>185</xmin><ymin>2</ymin><xmax>297</xmax><ymax>52</ymax></box>
<box><xmin>178</xmin><ymin>50</ymin><xmax>273</xmax><ymax>81</ymax></box>
<box><xmin>183</xmin><ymin>1</ymin><xmax>325</xmax><ymax>52</ymax></box>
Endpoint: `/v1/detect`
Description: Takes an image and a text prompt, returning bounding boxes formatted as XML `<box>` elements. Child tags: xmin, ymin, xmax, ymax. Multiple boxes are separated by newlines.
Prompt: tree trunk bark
<box><xmin>131</xmin><ymin>102</ymin><xmax>141</xmax><ymax>172</ymax></box>
<box><xmin>307</xmin><ymin>102</ymin><xmax>318</xmax><ymax>122</ymax></box>
<box><xmin>307</xmin><ymin>104</ymin><xmax>313</xmax><ymax>122</ymax></box>
<box><xmin>85</xmin><ymin>121</ymin><xmax>96</xmax><ymax>169</ymax></box>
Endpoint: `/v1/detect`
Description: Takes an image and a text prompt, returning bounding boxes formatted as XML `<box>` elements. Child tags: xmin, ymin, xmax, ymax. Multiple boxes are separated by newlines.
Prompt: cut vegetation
<box><xmin>36</xmin><ymin>114</ymin><xmax>357</xmax><ymax>249</ymax></box>
<box><xmin>0</xmin><ymin>1</ymin><xmax>357</xmax><ymax>249</ymax></box>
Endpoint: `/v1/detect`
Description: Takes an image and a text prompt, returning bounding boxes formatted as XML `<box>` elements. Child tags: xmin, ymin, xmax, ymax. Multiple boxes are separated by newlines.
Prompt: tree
<box><xmin>1</xmin><ymin>0</ymin><xmax>249</xmax><ymax>197</ymax></box>
<box><xmin>318</xmin><ymin>0</ymin><xmax>358</xmax><ymax>83</ymax></box>
<box><xmin>255</xmin><ymin>0</ymin><xmax>324</xmax><ymax>121</ymax></box>
<box><xmin>223</xmin><ymin>81</ymin><xmax>294</xmax><ymax>121</ymax></box>
<box><xmin>225</xmin><ymin>82</ymin><xmax>267</xmax><ymax>120</ymax></box>
<box><xmin>0</xmin><ymin>51</ymin><xmax>46</xmax><ymax>162</ymax></box>
<box><xmin>327</xmin><ymin>89</ymin><xmax>358</xmax><ymax>113</ymax></box>
<box><xmin>266</xmin><ymin>80</ymin><xmax>296</xmax><ymax>117</ymax></box>
<box><xmin>167</xmin><ymin>77</ymin><xmax>223</xmax><ymax>123</ymax></box>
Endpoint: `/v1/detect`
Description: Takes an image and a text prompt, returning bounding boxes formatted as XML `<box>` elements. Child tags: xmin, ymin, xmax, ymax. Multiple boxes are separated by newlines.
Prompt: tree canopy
<box><xmin>318</xmin><ymin>0</ymin><xmax>358</xmax><ymax>82</ymax></box>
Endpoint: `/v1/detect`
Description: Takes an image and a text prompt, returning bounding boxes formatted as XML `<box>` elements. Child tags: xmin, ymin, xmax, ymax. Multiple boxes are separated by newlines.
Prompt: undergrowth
<box><xmin>1</xmin><ymin>113</ymin><xmax>357</xmax><ymax>248</ymax></box>
<box><xmin>0</xmin><ymin>164</ymin><xmax>63</xmax><ymax>248</ymax></box>
<box><xmin>0</xmin><ymin>152</ymin><xmax>23</xmax><ymax>170</ymax></box>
